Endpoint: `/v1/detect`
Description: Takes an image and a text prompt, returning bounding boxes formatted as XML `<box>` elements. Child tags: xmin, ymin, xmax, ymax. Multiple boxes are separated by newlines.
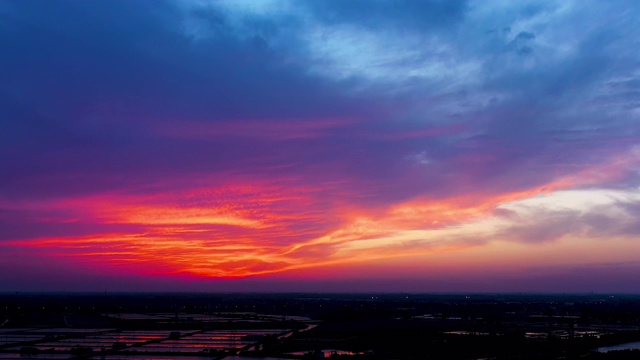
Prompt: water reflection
<box><xmin>597</xmin><ymin>341</ymin><xmax>640</xmax><ymax>353</ymax></box>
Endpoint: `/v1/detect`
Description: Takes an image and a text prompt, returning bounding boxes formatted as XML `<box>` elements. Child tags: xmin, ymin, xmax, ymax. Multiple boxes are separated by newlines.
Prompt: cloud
<box><xmin>481</xmin><ymin>188</ymin><xmax>640</xmax><ymax>243</ymax></box>
<box><xmin>2</xmin><ymin>0</ymin><xmax>640</xmax><ymax>289</ymax></box>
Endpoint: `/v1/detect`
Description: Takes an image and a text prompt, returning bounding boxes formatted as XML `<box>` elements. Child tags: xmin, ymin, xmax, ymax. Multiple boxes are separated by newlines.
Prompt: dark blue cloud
<box><xmin>1</xmin><ymin>0</ymin><xmax>639</xmax><ymax>207</ymax></box>
<box><xmin>301</xmin><ymin>0</ymin><xmax>468</xmax><ymax>30</ymax></box>
<box><xmin>0</xmin><ymin>0</ymin><xmax>388</xmax><ymax>199</ymax></box>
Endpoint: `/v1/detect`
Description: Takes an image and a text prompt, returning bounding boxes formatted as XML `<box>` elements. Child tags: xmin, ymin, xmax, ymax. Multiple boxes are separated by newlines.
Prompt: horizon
<box><xmin>2</xmin><ymin>291</ymin><xmax>640</xmax><ymax>296</ymax></box>
<box><xmin>2</xmin><ymin>0</ymin><xmax>640</xmax><ymax>293</ymax></box>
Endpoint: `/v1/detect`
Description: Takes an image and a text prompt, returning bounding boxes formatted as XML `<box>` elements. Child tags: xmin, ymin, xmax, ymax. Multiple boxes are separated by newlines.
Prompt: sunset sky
<box><xmin>1</xmin><ymin>0</ymin><xmax>640</xmax><ymax>292</ymax></box>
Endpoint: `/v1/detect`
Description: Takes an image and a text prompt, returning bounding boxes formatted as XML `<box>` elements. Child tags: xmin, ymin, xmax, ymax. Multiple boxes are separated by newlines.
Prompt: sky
<box><xmin>1</xmin><ymin>0</ymin><xmax>640</xmax><ymax>293</ymax></box>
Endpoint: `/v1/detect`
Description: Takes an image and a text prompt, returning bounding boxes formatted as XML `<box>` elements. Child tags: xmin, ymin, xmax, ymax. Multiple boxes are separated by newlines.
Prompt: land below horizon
<box><xmin>1</xmin><ymin>293</ymin><xmax>639</xmax><ymax>359</ymax></box>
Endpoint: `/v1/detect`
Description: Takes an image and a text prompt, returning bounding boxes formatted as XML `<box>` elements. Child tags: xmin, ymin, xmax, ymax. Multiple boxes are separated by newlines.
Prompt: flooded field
<box><xmin>0</xmin><ymin>316</ymin><xmax>294</xmax><ymax>359</ymax></box>
<box><xmin>597</xmin><ymin>341</ymin><xmax>640</xmax><ymax>353</ymax></box>
<box><xmin>0</xmin><ymin>354</ymin><xmax>71</xmax><ymax>359</ymax></box>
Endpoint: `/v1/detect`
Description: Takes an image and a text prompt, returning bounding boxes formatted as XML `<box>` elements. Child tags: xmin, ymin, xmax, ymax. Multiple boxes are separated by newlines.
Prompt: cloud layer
<box><xmin>1</xmin><ymin>0</ymin><xmax>640</xmax><ymax>291</ymax></box>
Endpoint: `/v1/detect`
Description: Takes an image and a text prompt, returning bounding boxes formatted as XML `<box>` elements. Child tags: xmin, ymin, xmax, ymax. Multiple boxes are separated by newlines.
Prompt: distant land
<box><xmin>1</xmin><ymin>293</ymin><xmax>640</xmax><ymax>359</ymax></box>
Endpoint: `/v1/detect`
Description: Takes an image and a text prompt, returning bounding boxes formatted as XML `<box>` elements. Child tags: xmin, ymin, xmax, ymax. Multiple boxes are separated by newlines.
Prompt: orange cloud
<box><xmin>5</xmin><ymin>148</ymin><xmax>640</xmax><ymax>280</ymax></box>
